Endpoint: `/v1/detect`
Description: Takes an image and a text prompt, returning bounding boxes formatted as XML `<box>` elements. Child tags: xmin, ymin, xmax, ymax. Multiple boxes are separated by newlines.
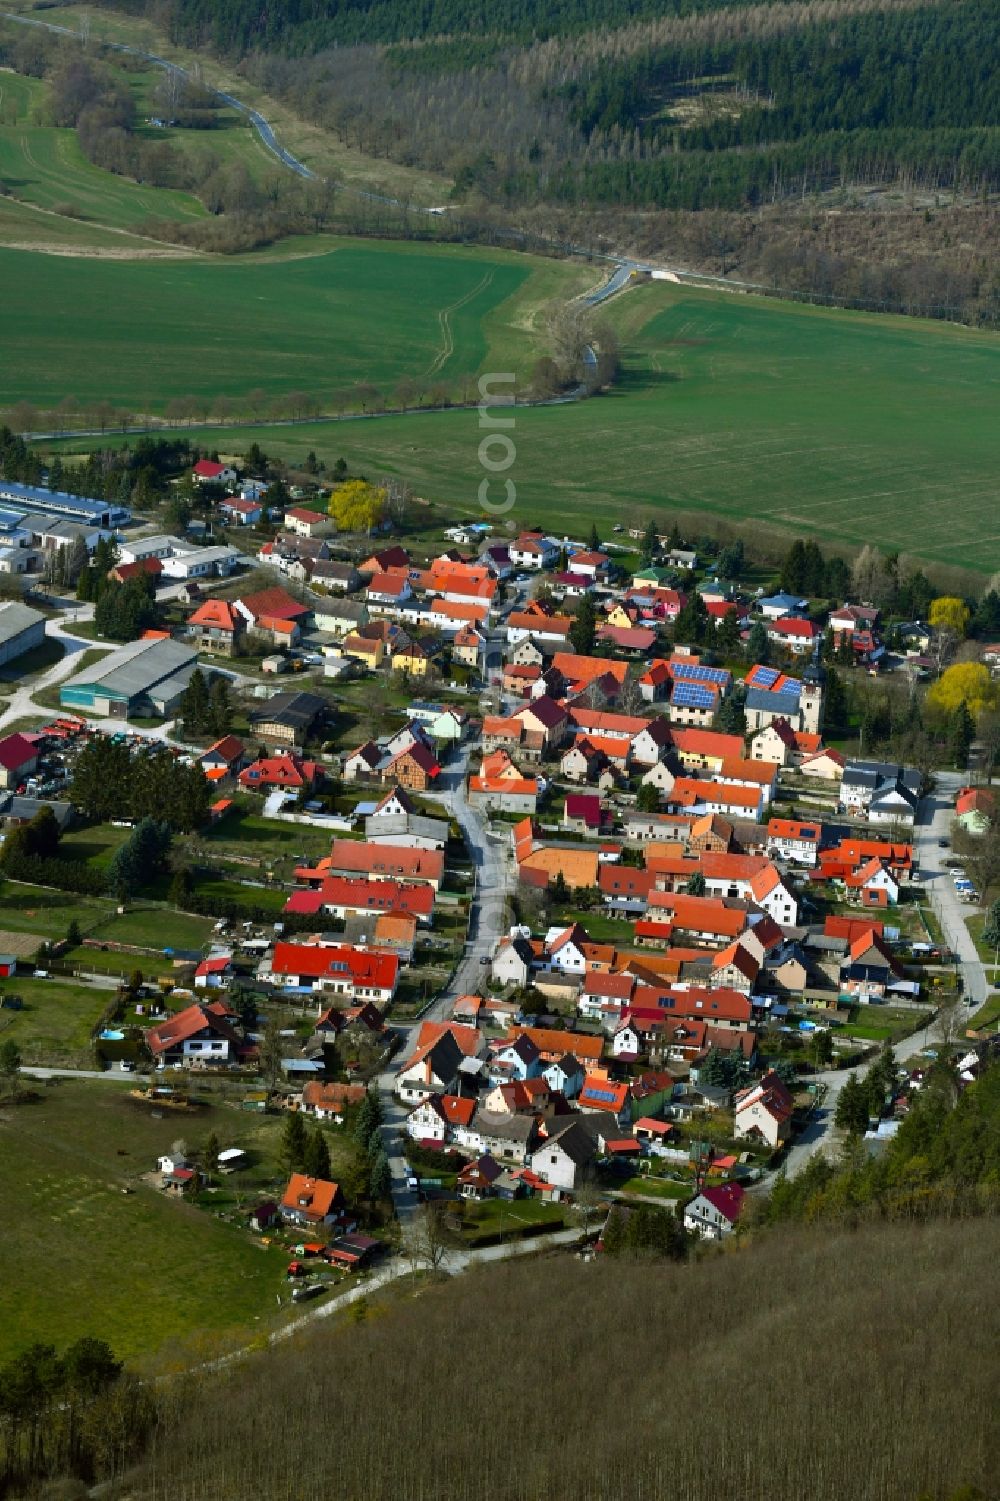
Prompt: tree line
<box><xmin>71</xmin><ymin>737</ymin><xmax>211</xmax><ymax>832</ymax></box>
<box><xmin>761</xmin><ymin>1057</ymin><xmax>1000</xmax><ymax>1228</ymax></box>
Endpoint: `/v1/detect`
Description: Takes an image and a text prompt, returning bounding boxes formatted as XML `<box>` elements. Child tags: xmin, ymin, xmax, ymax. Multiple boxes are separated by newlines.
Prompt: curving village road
<box><xmin>374</xmin><ymin>742</ymin><xmax>514</xmax><ymax>1223</ymax></box>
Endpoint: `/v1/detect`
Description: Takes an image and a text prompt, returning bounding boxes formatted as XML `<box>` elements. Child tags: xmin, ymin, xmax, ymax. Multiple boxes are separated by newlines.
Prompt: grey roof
<box><xmin>842</xmin><ymin>759</ymin><xmax>920</xmax><ymax>793</ymax></box>
<box><xmin>0</xmin><ymin>601</ymin><xmax>44</xmax><ymax>645</ymax></box>
<box><xmin>0</xmin><ymin>481</ymin><xmax>118</xmax><ymax>520</ymax></box>
<box><xmin>803</xmin><ymin>932</ymin><xmax>848</xmax><ymax>955</ymax></box>
<box><xmin>745</xmin><ymin>686</ymin><xmax>801</xmax><ymax>716</ymax></box>
<box><xmin>538</xmin><ymin>1118</ymin><xmax>598</xmax><ymax>1163</ymax></box>
<box><xmin>316</xmin><ymin>598</ymin><xmax>368</xmax><ymax>622</ymax></box>
<box><xmin>150</xmin><ymin>669</ymin><xmax>196</xmax><ymax>707</ymax></box>
<box><xmin>0</xmin><ymin>793</ymin><xmax>73</xmax><ymax>827</ymax></box>
<box><xmin>364</xmin><ymin>811</ymin><xmax>449</xmax><ymax>844</ymax></box>
<box><xmin>249</xmin><ymin>690</ymin><xmax>327</xmax><ymax>731</ymax></box>
<box><xmin>870</xmin><ymin>784</ymin><xmax>918</xmax><ymax>811</ymax></box>
<box><xmin>62</xmin><ymin>637</ymin><xmax>196</xmax><ymax>699</ymax></box>
<box><xmin>472</xmin><ymin>1108</ymin><xmax>536</xmax><ymax>1145</ymax></box>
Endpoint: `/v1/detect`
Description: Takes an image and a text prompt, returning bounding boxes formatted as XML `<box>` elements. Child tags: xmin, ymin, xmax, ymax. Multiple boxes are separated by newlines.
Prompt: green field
<box><xmin>0</xmin><ymin>71</ymin><xmax>208</xmax><ymax>229</ymax></box>
<box><xmin>44</xmin><ymin>275</ymin><xmax>1000</xmax><ymax>576</ymax></box>
<box><xmin>0</xmin><ymin>1080</ymin><xmax>290</xmax><ymax>1364</ymax></box>
<box><xmin>0</xmin><ymin>237</ymin><xmax>582</xmax><ymax>411</ymax></box>
<box><xmin>0</xmin><ymin>881</ymin><xmax>115</xmax><ymax>939</ymax></box>
<box><xmin>0</xmin><ymin>975</ymin><xmax>110</xmax><ymax>1064</ymax></box>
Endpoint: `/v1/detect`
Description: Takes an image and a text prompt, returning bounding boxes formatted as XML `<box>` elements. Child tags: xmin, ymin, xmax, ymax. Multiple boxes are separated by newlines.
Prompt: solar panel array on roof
<box><xmin>584</xmin><ymin>1085</ymin><xmax>620</xmax><ymax>1104</ymax></box>
<box><xmin>752</xmin><ymin>666</ymin><xmax>780</xmax><ymax>688</ymax></box>
<box><xmin>672</xmin><ymin>681</ymin><xmax>717</xmax><ymax>708</ymax></box>
<box><xmin>673</xmin><ymin>661</ymin><xmax>729</xmax><ymax>685</ymax></box>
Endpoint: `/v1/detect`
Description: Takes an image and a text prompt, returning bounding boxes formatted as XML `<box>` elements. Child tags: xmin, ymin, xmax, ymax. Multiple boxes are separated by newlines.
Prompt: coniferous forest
<box><xmin>0</xmin><ymin>0</ymin><xmax>988</xmax><ymax>319</ymax></box>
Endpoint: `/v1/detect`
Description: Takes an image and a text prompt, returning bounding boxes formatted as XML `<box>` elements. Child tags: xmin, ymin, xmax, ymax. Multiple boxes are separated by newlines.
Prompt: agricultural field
<box><xmin>0</xmin><ymin>1080</ymin><xmax>290</xmax><ymax>1365</ymax></box>
<box><xmin>0</xmin><ymin>237</ymin><xmax>584</xmax><ymax>411</ymax></box>
<box><xmin>0</xmin><ymin>70</ymin><xmax>208</xmax><ymax>230</ymax></box>
<box><xmin>46</xmin><ymin>276</ymin><xmax>1000</xmax><ymax>578</ymax></box>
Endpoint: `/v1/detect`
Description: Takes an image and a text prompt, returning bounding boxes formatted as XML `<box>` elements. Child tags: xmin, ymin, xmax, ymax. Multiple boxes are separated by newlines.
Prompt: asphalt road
<box><xmin>0</xmin><ymin>7</ymin><xmax>768</xmax><ymax>313</ymax></box>
<box><xmin>375</xmin><ymin>742</ymin><xmax>513</xmax><ymax>1222</ymax></box>
<box><xmin>778</xmin><ymin>777</ymin><xmax>987</xmax><ymax>1178</ymax></box>
<box><xmin>0</xmin><ymin>10</ymin><xmax>316</xmax><ymax>179</ymax></box>
<box><xmin>912</xmin><ymin>769</ymin><xmax>989</xmax><ymax>1010</ymax></box>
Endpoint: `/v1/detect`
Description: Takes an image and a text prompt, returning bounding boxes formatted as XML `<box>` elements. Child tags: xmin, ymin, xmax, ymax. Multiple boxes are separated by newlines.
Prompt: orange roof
<box><xmin>670</xmin><ymin>778</ymin><xmax>762</xmax><ymax>811</ymax></box>
<box><xmin>417</xmin><ymin>1021</ymin><xmax>482</xmax><ymax>1057</ymax></box>
<box><xmin>720</xmin><ymin>757</ymin><xmax>780</xmax><ymax>785</ymax></box>
<box><xmin>280</xmin><ymin>1174</ymin><xmax>340</xmax><ymax>1220</ymax></box>
<box><xmin>648</xmin><ymin>893</ymin><xmax>747</xmax><ymax>938</ymax></box>
<box><xmin>140</xmin><ymin>628</ymin><xmax>172</xmax><ymax>641</ymax></box>
<box><xmin>429</xmin><ymin>598</ymin><xmax>489</xmax><ymax>624</ymax></box>
<box><xmin>507</xmin><ymin>1025</ymin><xmax>604</xmax><ymax>1063</ymax></box>
<box><xmin>373</xmin><ymin>912</ymin><xmax>418</xmax><ymax>942</ymax></box>
<box><xmin>328</xmin><ymin>841</ymin><xmax>443</xmax><ymax>883</ymax></box>
<box><xmin>569</xmin><ymin>707</ymin><xmax>650</xmax><ymax>738</ymax></box>
<box><xmin>670</xmin><ymin>728</ymin><xmax>744</xmax><ymax>760</ymax></box>
<box><xmin>508</xmin><ymin>610</ymin><xmax>572</xmax><ymax>634</ymax></box>
<box><xmin>518</xmin><ymin>846</ymin><xmax>599</xmax><ymax>888</ymax></box>
<box><xmin>470</xmin><ymin>775</ymin><xmax>538</xmax><ymax>796</ymax></box>
<box><xmin>482</xmin><ymin>715</ymin><xmax>522</xmax><ymax>739</ymax></box>
<box><xmin>767</xmin><ymin>818</ymin><xmax>821</xmax><ymax>841</ymax></box>
<box><xmin>551</xmin><ymin>652</ymin><xmax>629</xmax><ymax>687</ymax></box>
<box><xmin>574</xmin><ymin>733</ymin><xmax>632</xmax><ymax>759</ymax></box>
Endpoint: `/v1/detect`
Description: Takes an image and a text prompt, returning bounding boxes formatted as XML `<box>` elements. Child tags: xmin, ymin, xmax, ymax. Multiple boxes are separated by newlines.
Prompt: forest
<box><xmin>100</xmin><ymin>0</ymin><xmax>1000</xmax><ymax>209</ymax></box>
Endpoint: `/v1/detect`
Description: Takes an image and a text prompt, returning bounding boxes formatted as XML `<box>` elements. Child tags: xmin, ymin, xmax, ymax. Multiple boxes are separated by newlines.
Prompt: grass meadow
<box><xmin>0</xmin><ymin>71</ymin><xmax>208</xmax><ymax>229</ymax></box>
<box><xmin>0</xmin><ymin>1080</ymin><xmax>290</xmax><ymax>1364</ymax></box>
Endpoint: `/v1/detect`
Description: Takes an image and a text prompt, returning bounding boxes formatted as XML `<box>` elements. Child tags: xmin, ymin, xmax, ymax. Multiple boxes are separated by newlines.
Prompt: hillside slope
<box><xmin>136</xmin><ymin>1217</ymin><xmax>998</xmax><ymax>1501</ymax></box>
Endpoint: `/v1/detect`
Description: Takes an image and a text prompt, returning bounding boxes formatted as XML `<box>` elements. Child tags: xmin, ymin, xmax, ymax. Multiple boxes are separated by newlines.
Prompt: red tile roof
<box><xmin>697</xmin><ymin>1182</ymin><xmax>746</xmax><ymax>1224</ymax></box>
<box><xmin>238</xmin><ymin>587</ymin><xmax>309</xmax><ymax>622</ymax></box>
<box><xmin>269</xmin><ymin>942</ymin><xmax>399</xmax><ymax>990</ymax></box>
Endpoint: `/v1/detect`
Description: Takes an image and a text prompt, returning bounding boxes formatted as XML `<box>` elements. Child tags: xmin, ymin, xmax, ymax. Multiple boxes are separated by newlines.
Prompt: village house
<box><xmin>733</xmin><ymin>1070</ymin><xmax>794</xmax><ymax>1148</ymax></box>
<box><xmin>145</xmin><ymin>1001</ymin><xmax>241</xmax><ymax>1069</ymax></box>
<box><xmin>281</xmin><ymin>1173</ymin><xmax>344</xmax><ymax>1228</ymax></box>
<box><xmin>262</xmin><ymin>942</ymin><xmax>399</xmax><ymax>1005</ymax></box>
<box><xmin>528</xmin><ymin>1118</ymin><xmax>596</xmax><ymax>1193</ymax></box>
<box><xmin>510</xmin><ymin>532</ymin><xmax>559</xmax><ymax>570</ymax></box>
<box><xmin>186</xmin><ymin>597</ymin><xmax>245</xmax><ymax>657</ymax></box>
<box><xmin>284</xmin><ymin>506</ymin><xmax>335</xmax><ymax>539</ymax></box>
<box><xmin>234</xmin><ymin>587</ymin><xmax>310</xmax><ymax>648</ymax></box>
<box><xmin>683</xmin><ymin>1182</ymin><xmax>745</xmax><ymax>1240</ymax></box>
<box><xmin>839</xmin><ymin>760</ymin><xmax>921</xmax><ymax>827</ymax></box>
<box><xmin>766</xmin><ymin>817</ymin><xmax>821</xmax><ymax>867</ymax></box>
